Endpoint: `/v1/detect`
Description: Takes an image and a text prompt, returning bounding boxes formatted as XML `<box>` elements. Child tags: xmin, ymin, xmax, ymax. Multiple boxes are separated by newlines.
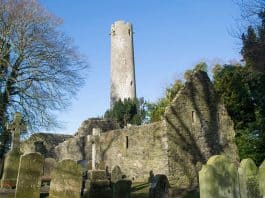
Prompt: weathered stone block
<box><xmin>199</xmin><ymin>155</ymin><xmax>240</xmax><ymax>198</ymax></box>
<box><xmin>238</xmin><ymin>158</ymin><xmax>260</xmax><ymax>198</ymax></box>
<box><xmin>1</xmin><ymin>149</ymin><xmax>22</xmax><ymax>188</ymax></box>
<box><xmin>259</xmin><ymin>160</ymin><xmax>265</xmax><ymax>198</ymax></box>
<box><xmin>15</xmin><ymin>152</ymin><xmax>44</xmax><ymax>198</ymax></box>
<box><xmin>49</xmin><ymin>159</ymin><xmax>83</xmax><ymax>198</ymax></box>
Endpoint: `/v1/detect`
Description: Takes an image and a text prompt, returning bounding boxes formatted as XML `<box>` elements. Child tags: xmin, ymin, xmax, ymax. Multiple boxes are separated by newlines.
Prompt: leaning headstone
<box><xmin>111</xmin><ymin>165</ymin><xmax>122</xmax><ymax>183</ymax></box>
<box><xmin>238</xmin><ymin>158</ymin><xmax>260</xmax><ymax>198</ymax></box>
<box><xmin>259</xmin><ymin>160</ymin><xmax>265</xmax><ymax>198</ymax></box>
<box><xmin>1</xmin><ymin>113</ymin><xmax>26</xmax><ymax>188</ymax></box>
<box><xmin>149</xmin><ymin>174</ymin><xmax>170</xmax><ymax>198</ymax></box>
<box><xmin>199</xmin><ymin>155</ymin><xmax>240</xmax><ymax>198</ymax></box>
<box><xmin>49</xmin><ymin>159</ymin><xmax>83</xmax><ymax>198</ymax></box>
<box><xmin>113</xmin><ymin>179</ymin><xmax>132</xmax><ymax>198</ymax></box>
<box><xmin>15</xmin><ymin>153</ymin><xmax>44</xmax><ymax>198</ymax></box>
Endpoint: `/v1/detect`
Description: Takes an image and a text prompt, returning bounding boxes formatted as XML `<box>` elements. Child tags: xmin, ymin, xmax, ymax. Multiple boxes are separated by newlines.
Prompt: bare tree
<box><xmin>236</xmin><ymin>0</ymin><xmax>265</xmax><ymax>25</ymax></box>
<box><xmin>0</xmin><ymin>0</ymin><xmax>88</xmax><ymax>157</ymax></box>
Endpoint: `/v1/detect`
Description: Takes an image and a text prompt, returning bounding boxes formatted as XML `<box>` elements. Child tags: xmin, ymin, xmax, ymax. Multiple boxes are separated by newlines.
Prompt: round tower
<box><xmin>110</xmin><ymin>20</ymin><xmax>136</xmax><ymax>107</ymax></box>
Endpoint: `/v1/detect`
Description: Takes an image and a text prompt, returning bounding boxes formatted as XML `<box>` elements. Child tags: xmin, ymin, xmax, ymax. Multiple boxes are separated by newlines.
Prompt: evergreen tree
<box><xmin>241</xmin><ymin>11</ymin><xmax>265</xmax><ymax>72</ymax></box>
<box><xmin>104</xmin><ymin>98</ymin><xmax>148</xmax><ymax>128</ymax></box>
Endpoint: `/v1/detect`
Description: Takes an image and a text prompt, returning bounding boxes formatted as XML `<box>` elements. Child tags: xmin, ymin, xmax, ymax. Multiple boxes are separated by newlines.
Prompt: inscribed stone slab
<box><xmin>15</xmin><ymin>152</ymin><xmax>44</xmax><ymax>198</ymax></box>
<box><xmin>49</xmin><ymin>159</ymin><xmax>83</xmax><ymax>198</ymax></box>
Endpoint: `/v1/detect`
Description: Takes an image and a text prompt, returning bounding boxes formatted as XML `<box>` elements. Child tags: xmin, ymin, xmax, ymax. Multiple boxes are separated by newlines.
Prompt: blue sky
<box><xmin>39</xmin><ymin>0</ymin><xmax>242</xmax><ymax>134</ymax></box>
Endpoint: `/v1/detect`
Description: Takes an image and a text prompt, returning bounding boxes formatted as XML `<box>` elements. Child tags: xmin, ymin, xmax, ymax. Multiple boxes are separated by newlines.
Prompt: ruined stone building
<box><xmin>20</xmin><ymin>20</ymin><xmax>239</xmax><ymax>190</ymax></box>
<box><xmin>21</xmin><ymin>71</ymin><xmax>238</xmax><ymax>189</ymax></box>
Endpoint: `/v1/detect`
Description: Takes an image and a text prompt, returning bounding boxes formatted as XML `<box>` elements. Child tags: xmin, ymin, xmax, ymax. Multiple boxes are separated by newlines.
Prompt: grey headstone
<box><xmin>149</xmin><ymin>174</ymin><xmax>170</xmax><ymax>198</ymax></box>
<box><xmin>111</xmin><ymin>166</ymin><xmax>122</xmax><ymax>183</ymax></box>
<box><xmin>49</xmin><ymin>159</ymin><xmax>83</xmax><ymax>198</ymax></box>
<box><xmin>199</xmin><ymin>155</ymin><xmax>240</xmax><ymax>198</ymax></box>
<box><xmin>238</xmin><ymin>158</ymin><xmax>260</xmax><ymax>198</ymax></box>
<box><xmin>15</xmin><ymin>152</ymin><xmax>44</xmax><ymax>198</ymax></box>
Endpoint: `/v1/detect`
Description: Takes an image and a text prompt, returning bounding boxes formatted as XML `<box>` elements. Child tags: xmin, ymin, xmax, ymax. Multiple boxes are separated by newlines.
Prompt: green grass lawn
<box><xmin>131</xmin><ymin>182</ymin><xmax>149</xmax><ymax>198</ymax></box>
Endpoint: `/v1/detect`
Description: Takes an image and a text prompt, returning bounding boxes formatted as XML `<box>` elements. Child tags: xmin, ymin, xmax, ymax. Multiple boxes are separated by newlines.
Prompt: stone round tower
<box><xmin>110</xmin><ymin>20</ymin><xmax>136</xmax><ymax>107</ymax></box>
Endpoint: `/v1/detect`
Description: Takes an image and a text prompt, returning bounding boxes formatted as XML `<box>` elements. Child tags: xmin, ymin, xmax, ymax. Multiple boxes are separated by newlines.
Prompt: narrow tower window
<box><xmin>192</xmin><ymin>111</ymin><xmax>196</xmax><ymax>123</ymax></box>
<box><xmin>128</xmin><ymin>29</ymin><xmax>131</xmax><ymax>36</ymax></box>
<box><xmin>126</xmin><ymin>136</ymin><xmax>129</xmax><ymax>149</ymax></box>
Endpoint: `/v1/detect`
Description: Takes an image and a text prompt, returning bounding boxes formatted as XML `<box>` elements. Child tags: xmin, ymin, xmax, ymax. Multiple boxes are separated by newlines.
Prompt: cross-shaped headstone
<box><xmin>7</xmin><ymin>112</ymin><xmax>26</xmax><ymax>151</ymax></box>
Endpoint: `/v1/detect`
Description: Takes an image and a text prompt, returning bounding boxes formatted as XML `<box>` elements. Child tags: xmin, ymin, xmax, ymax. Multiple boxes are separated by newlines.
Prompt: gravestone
<box><xmin>259</xmin><ymin>160</ymin><xmax>265</xmax><ymax>198</ymax></box>
<box><xmin>113</xmin><ymin>179</ymin><xmax>132</xmax><ymax>198</ymax></box>
<box><xmin>149</xmin><ymin>174</ymin><xmax>170</xmax><ymax>198</ymax></box>
<box><xmin>238</xmin><ymin>158</ymin><xmax>260</xmax><ymax>198</ymax></box>
<box><xmin>199</xmin><ymin>155</ymin><xmax>240</xmax><ymax>198</ymax></box>
<box><xmin>15</xmin><ymin>152</ymin><xmax>44</xmax><ymax>198</ymax></box>
<box><xmin>111</xmin><ymin>165</ymin><xmax>122</xmax><ymax>183</ymax></box>
<box><xmin>43</xmin><ymin>158</ymin><xmax>56</xmax><ymax>179</ymax></box>
<box><xmin>1</xmin><ymin>113</ymin><xmax>26</xmax><ymax>188</ymax></box>
<box><xmin>49</xmin><ymin>159</ymin><xmax>83</xmax><ymax>198</ymax></box>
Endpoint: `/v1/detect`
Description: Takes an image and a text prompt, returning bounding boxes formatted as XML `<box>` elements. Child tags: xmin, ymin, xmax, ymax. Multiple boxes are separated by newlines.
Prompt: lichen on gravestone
<box><xmin>238</xmin><ymin>158</ymin><xmax>260</xmax><ymax>198</ymax></box>
<box><xmin>15</xmin><ymin>152</ymin><xmax>44</xmax><ymax>198</ymax></box>
<box><xmin>49</xmin><ymin>159</ymin><xmax>83</xmax><ymax>198</ymax></box>
<box><xmin>259</xmin><ymin>160</ymin><xmax>265</xmax><ymax>198</ymax></box>
<box><xmin>199</xmin><ymin>155</ymin><xmax>240</xmax><ymax>198</ymax></box>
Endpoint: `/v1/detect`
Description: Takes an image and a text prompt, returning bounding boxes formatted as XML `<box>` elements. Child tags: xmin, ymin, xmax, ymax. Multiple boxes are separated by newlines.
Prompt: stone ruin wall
<box><xmin>98</xmin><ymin>122</ymin><xmax>169</xmax><ymax>182</ymax></box>
<box><xmin>55</xmin><ymin>119</ymin><xmax>120</xmax><ymax>161</ymax></box>
<box><xmin>164</xmin><ymin>71</ymin><xmax>239</xmax><ymax>188</ymax></box>
<box><xmin>21</xmin><ymin>133</ymin><xmax>72</xmax><ymax>159</ymax></box>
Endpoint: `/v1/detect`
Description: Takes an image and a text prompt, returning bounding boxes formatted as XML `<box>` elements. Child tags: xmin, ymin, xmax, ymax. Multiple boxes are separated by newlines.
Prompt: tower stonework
<box><xmin>110</xmin><ymin>20</ymin><xmax>136</xmax><ymax>106</ymax></box>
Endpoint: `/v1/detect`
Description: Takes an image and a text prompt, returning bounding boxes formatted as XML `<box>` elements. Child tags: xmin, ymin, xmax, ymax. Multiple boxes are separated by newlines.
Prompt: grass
<box><xmin>131</xmin><ymin>182</ymin><xmax>149</xmax><ymax>198</ymax></box>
